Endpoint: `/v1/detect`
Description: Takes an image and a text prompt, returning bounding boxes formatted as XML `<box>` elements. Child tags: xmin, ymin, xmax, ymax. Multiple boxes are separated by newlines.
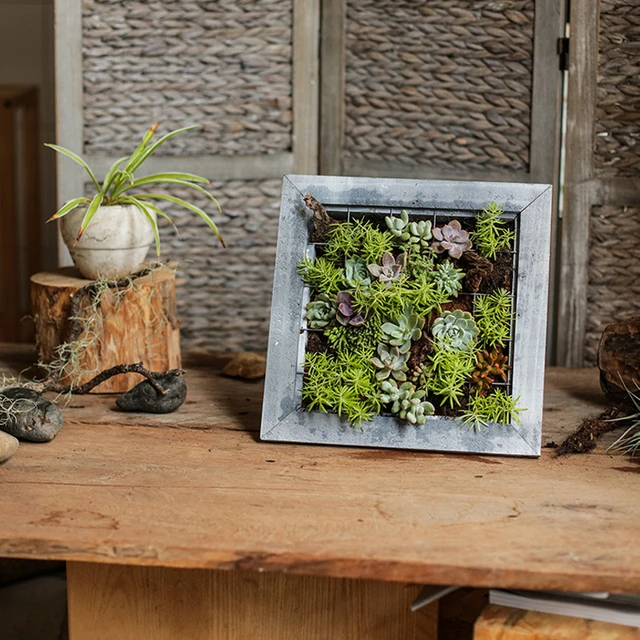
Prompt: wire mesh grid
<box><xmin>296</xmin><ymin>204</ymin><xmax>520</xmax><ymax>406</ymax></box>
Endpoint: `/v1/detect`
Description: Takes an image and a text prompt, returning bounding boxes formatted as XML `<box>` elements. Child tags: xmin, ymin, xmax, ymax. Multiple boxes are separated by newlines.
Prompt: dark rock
<box><xmin>116</xmin><ymin>375</ymin><xmax>187</xmax><ymax>414</ymax></box>
<box><xmin>0</xmin><ymin>388</ymin><xmax>63</xmax><ymax>442</ymax></box>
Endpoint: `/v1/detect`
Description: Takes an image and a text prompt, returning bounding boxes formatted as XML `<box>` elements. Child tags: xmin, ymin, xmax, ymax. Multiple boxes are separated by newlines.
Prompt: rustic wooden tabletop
<box><xmin>0</xmin><ymin>345</ymin><xmax>638</xmax><ymax>593</ymax></box>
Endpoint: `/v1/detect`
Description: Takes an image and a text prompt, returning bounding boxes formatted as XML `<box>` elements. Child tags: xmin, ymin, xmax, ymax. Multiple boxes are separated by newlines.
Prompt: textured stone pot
<box><xmin>60</xmin><ymin>204</ymin><xmax>156</xmax><ymax>280</ymax></box>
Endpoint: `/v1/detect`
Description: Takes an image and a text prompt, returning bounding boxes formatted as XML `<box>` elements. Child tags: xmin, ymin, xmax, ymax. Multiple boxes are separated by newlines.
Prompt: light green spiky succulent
<box><xmin>381</xmin><ymin>306</ymin><xmax>425</xmax><ymax>353</ymax></box>
<box><xmin>431</xmin><ymin>261</ymin><xmax>465</xmax><ymax>297</ymax></box>
<box><xmin>344</xmin><ymin>257</ymin><xmax>372</xmax><ymax>289</ymax></box>
<box><xmin>371</xmin><ymin>343</ymin><xmax>410</xmax><ymax>381</ymax></box>
<box><xmin>408</xmin><ymin>219</ymin><xmax>433</xmax><ymax>247</ymax></box>
<box><xmin>305</xmin><ymin>293</ymin><xmax>337</xmax><ymax>329</ymax></box>
<box><xmin>431</xmin><ymin>309</ymin><xmax>479</xmax><ymax>352</ymax></box>
<box><xmin>385</xmin><ymin>210</ymin><xmax>411</xmax><ymax>243</ymax></box>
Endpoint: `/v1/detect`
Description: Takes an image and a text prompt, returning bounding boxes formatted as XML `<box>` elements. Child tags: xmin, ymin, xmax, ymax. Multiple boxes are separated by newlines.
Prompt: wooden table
<box><xmin>1</xmin><ymin>345</ymin><xmax>638</xmax><ymax>639</ymax></box>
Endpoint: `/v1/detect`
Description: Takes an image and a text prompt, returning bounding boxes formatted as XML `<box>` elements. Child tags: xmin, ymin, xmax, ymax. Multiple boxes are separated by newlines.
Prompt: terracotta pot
<box><xmin>60</xmin><ymin>204</ymin><xmax>156</xmax><ymax>280</ymax></box>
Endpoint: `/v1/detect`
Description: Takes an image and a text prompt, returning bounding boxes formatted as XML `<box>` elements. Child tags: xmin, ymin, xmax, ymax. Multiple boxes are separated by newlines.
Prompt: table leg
<box><xmin>67</xmin><ymin>561</ymin><xmax>438</xmax><ymax>639</ymax></box>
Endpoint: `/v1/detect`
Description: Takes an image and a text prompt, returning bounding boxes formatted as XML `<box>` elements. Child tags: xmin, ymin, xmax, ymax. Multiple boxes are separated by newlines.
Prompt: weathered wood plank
<box><xmin>557</xmin><ymin>2</ymin><xmax>599</xmax><ymax>366</ymax></box>
<box><xmin>67</xmin><ymin>563</ymin><xmax>438</xmax><ymax>640</ymax></box>
<box><xmin>319</xmin><ymin>0</ymin><xmax>346</xmax><ymax>174</ymax></box>
<box><xmin>0</xmin><ymin>346</ymin><xmax>637</xmax><ymax>592</ymax></box>
<box><xmin>475</xmin><ymin>604</ymin><xmax>640</xmax><ymax>639</ymax></box>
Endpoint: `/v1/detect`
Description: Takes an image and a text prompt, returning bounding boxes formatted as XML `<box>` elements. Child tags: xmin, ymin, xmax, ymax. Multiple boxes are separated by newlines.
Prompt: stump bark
<box><xmin>31</xmin><ymin>265</ymin><xmax>181</xmax><ymax>393</ymax></box>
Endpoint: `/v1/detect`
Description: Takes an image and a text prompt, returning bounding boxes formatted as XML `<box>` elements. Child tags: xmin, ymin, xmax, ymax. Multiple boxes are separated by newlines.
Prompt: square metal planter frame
<box><xmin>261</xmin><ymin>175</ymin><xmax>552</xmax><ymax>457</ymax></box>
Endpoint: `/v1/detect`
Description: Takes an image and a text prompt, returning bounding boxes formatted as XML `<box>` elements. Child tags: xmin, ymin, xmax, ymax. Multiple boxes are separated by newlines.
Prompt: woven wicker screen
<box><xmin>82</xmin><ymin>0</ymin><xmax>293</xmax><ymax>157</ymax></box>
<box><xmin>343</xmin><ymin>0</ymin><xmax>535</xmax><ymax>173</ymax></box>
<box><xmin>583</xmin><ymin>1</ymin><xmax>640</xmax><ymax>365</ymax></box>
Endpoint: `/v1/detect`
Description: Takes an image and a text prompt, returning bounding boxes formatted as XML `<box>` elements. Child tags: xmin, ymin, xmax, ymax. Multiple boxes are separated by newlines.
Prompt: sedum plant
<box><xmin>472</xmin><ymin>202</ymin><xmax>515</xmax><ymax>260</ymax></box>
<box><xmin>474</xmin><ymin>289</ymin><xmax>512</xmax><ymax>348</ymax></box>
<box><xmin>380</xmin><ymin>380</ymin><xmax>435</xmax><ymax>424</ymax></box>
<box><xmin>431</xmin><ymin>261</ymin><xmax>465</xmax><ymax>296</ymax></box>
<box><xmin>462</xmin><ymin>389</ymin><xmax>526</xmax><ymax>431</ymax></box>
<box><xmin>385</xmin><ymin>210</ymin><xmax>411</xmax><ymax>243</ymax></box>
<box><xmin>381</xmin><ymin>306</ymin><xmax>424</xmax><ymax>353</ymax></box>
<box><xmin>46</xmin><ymin>123</ymin><xmax>224</xmax><ymax>255</ymax></box>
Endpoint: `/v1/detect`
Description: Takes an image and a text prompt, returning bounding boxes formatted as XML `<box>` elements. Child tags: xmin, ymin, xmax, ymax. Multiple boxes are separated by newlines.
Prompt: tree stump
<box><xmin>31</xmin><ymin>265</ymin><xmax>180</xmax><ymax>393</ymax></box>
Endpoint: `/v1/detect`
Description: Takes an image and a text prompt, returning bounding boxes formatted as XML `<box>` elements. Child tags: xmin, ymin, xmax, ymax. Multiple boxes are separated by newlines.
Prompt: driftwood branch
<box><xmin>41</xmin><ymin>362</ymin><xmax>185</xmax><ymax>396</ymax></box>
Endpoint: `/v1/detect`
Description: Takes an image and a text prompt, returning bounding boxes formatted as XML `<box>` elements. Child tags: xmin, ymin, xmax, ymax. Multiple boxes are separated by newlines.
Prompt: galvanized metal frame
<box><xmin>261</xmin><ymin>175</ymin><xmax>552</xmax><ymax>457</ymax></box>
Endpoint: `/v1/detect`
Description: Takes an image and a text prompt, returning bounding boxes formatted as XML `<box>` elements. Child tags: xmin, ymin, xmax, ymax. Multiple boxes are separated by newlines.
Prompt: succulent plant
<box><xmin>470</xmin><ymin>349</ymin><xmax>510</xmax><ymax>395</ymax></box>
<box><xmin>379</xmin><ymin>379</ymin><xmax>434</xmax><ymax>423</ymax></box>
<box><xmin>367</xmin><ymin>252</ymin><xmax>407</xmax><ymax>285</ymax></box>
<box><xmin>344</xmin><ymin>257</ymin><xmax>372</xmax><ymax>289</ymax></box>
<box><xmin>431</xmin><ymin>261</ymin><xmax>465</xmax><ymax>296</ymax></box>
<box><xmin>305</xmin><ymin>293</ymin><xmax>337</xmax><ymax>329</ymax></box>
<box><xmin>432</xmin><ymin>220</ymin><xmax>472</xmax><ymax>259</ymax></box>
<box><xmin>408</xmin><ymin>219</ymin><xmax>433</xmax><ymax>247</ymax></box>
<box><xmin>371</xmin><ymin>343</ymin><xmax>410</xmax><ymax>381</ymax></box>
<box><xmin>431</xmin><ymin>309</ymin><xmax>479</xmax><ymax>352</ymax></box>
<box><xmin>336</xmin><ymin>291</ymin><xmax>366</xmax><ymax>326</ymax></box>
<box><xmin>385</xmin><ymin>209</ymin><xmax>411</xmax><ymax>242</ymax></box>
<box><xmin>381</xmin><ymin>306</ymin><xmax>425</xmax><ymax>353</ymax></box>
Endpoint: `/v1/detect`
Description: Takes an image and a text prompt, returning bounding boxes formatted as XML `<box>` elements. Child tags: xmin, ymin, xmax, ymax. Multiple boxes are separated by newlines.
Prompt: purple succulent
<box><xmin>367</xmin><ymin>252</ymin><xmax>406</xmax><ymax>285</ymax></box>
<box><xmin>336</xmin><ymin>292</ymin><xmax>366</xmax><ymax>326</ymax></box>
<box><xmin>432</xmin><ymin>220</ymin><xmax>472</xmax><ymax>259</ymax></box>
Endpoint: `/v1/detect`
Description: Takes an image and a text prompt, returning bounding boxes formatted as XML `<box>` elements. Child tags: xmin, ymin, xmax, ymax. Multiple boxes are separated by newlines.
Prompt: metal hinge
<box><xmin>557</xmin><ymin>36</ymin><xmax>570</xmax><ymax>71</ymax></box>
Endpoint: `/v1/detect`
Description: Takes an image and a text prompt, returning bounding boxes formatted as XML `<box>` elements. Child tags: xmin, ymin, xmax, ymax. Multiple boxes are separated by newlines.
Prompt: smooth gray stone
<box><xmin>116</xmin><ymin>375</ymin><xmax>187</xmax><ymax>414</ymax></box>
<box><xmin>0</xmin><ymin>388</ymin><xmax>63</xmax><ymax>443</ymax></box>
<box><xmin>0</xmin><ymin>431</ymin><xmax>19</xmax><ymax>462</ymax></box>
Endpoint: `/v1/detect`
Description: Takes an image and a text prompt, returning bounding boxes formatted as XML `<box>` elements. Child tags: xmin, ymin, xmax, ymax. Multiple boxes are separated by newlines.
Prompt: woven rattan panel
<box><xmin>585</xmin><ymin>205</ymin><xmax>640</xmax><ymax>365</ymax></box>
<box><xmin>82</xmin><ymin>0</ymin><xmax>293</xmax><ymax>157</ymax></box>
<box><xmin>158</xmin><ymin>179</ymin><xmax>280</xmax><ymax>352</ymax></box>
<box><xmin>343</xmin><ymin>0</ymin><xmax>534</xmax><ymax>171</ymax></box>
<box><xmin>595</xmin><ymin>0</ymin><xmax>640</xmax><ymax>178</ymax></box>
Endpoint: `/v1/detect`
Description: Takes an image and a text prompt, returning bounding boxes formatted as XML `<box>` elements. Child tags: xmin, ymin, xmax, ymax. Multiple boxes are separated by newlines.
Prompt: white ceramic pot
<box><xmin>60</xmin><ymin>204</ymin><xmax>156</xmax><ymax>280</ymax></box>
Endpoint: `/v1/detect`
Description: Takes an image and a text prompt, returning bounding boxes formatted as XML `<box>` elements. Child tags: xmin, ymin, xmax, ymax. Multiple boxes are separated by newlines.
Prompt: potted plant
<box><xmin>46</xmin><ymin>123</ymin><xmax>224</xmax><ymax>280</ymax></box>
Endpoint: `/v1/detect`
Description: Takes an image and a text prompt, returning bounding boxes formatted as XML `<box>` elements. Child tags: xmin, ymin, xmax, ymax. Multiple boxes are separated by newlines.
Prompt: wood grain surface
<box><xmin>474</xmin><ymin>604</ymin><xmax>640</xmax><ymax>639</ymax></box>
<box><xmin>0</xmin><ymin>347</ymin><xmax>638</xmax><ymax>592</ymax></box>
<box><xmin>67</xmin><ymin>563</ymin><xmax>437</xmax><ymax>640</ymax></box>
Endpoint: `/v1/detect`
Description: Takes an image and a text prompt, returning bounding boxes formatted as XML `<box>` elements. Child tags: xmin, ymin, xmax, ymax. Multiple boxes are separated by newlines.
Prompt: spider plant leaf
<box><xmin>47</xmin><ymin>197</ymin><xmax>91</xmax><ymax>222</ymax></box>
<box><xmin>74</xmin><ymin>193</ymin><xmax>104</xmax><ymax>245</ymax></box>
<box><xmin>45</xmin><ymin>143</ymin><xmax>101</xmax><ymax>193</ymax></box>
<box><xmin>128</xmin><ymin>125</ymin><xmax>199</xmax><ymax>174</ymax></box>
<box><xmin>118</xmin><ymin>178</ymin><xmax>215</xmax><ymax>203</ymax></box>
<box><xmin>101</xmin><ymin>156</ymin><xmax>129</xmax><ymax>195</ymax></box>
<box><xmin>132</xmin><ymin>172</ymin><xmax>211</xmax><ymax>184</ymax></box>
<box><xmin>120</xmin><ymin>196</ymin><xmax>180</xmax><ymax>239</ymax></box>
<box><xmin>127</xmin><ymin>197</ymin><xmax>161</xmax><ymax>258</ymax></box>
<box><xmin>137</xmin><ymin>193</ymin><xmax>225</xmax><ymax>247</ymax></box>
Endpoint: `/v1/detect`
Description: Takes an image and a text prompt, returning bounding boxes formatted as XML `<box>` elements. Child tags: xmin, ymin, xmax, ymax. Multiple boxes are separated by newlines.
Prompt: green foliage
<box><xmin>379</xmin><ymin>380</ymin><xmax>435</xmax><ymax>424</ymax></box>
<box><xmin>461</xmin><ymin>389</ymin><xmax>526</xmax><ymax>431</ymax></box>
<box><xmin>474</xmin><ymin>289</ymin><xmax>512</xmax><ymax>348</ymax></box>
<box><xmin>297</xmin><ymin>257</ymin><xmax>344</xmax><ymax>295</ymax></box>
<box><xmin>352</xmin><ymin>280</ymin><xmax>406</xmax><ymax>321</ymax></box>
<box><xmin>371</xmin><ymin>343</ymin><xmax>410</xmax><ymax>382</ymax></box>
<box><xmin>302</xmin><ymin>351</ymin><xmax>381</xmax><ymax>426</ymax></box>
<box><xmin>324</xmin><ymin>219</ymin><xmax>394</xmax><ymax>264</ymax></box>
<box><xmin>427</xmin><ymin>346</ymin><xmax>475</xmax><ymax>408</ymax></box>
<box><xmin>305</xmin><ymin>293</ymin><xmax>337</xmax><ymax>329</ymax></box>
<box><xmin>401</xmin><ymin>272</ymin><xmax>450</xmax><ymax>318</ymax></box>
<box><xmin>472</xmin><ymin>202</ymin><xmax>515</xmax><ymax>260</ymax></box>
<box><xmin>325</xmin><ymin>320</ymin><xmax>382</xmax><ymax>359</ymax></box>
<box><xmin>607</xmin><ymin>383</ymin><xmax>640</xmax><ymax>457</ymax></box>
<box><xmin>380</xmin><ymin>306</ymin><xmax>424</xmax><ymax>353</ymax></box>
<box><xmin>431</xmin><ymin>261</ymin><xmax>465</xmax><ymax>297</ymax></box>
<box><xmin>406</xmin><ymin>250</ymin><xmax>435</xmax><ymax>279</ymax></box>
<box><xmin>361</xmin><ymin>224</ymin><xmax>395</xmax><ymax>264</ymax></box>
<box><xmin>432</xmin><ymin>310</ymin><xmax>479</xmax><ymax>352</ymax></box>
<box><xmin>46</xmin><ymin>123</ymin><xmax>223</xmax><ymax>255</ymax></box>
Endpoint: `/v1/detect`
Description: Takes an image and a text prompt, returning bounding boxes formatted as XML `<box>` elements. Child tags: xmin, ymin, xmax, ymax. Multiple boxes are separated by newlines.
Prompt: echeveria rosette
<box><xmin>305</xmin><ymin>293</ymin><xmax>337</xmax><ymax>329</ymax></box>
<box><xmin>367</xmin><ymin>252</ymin><xmax>406</xmax><ymax>285</ymax></box>
<box><xmin>385</xmin><ymin>210</ymin><xmax>411</xmax><ymax>243</ymax></box>
<box><xmin>380</xmin><ymin>306</ymin><xmax>425</xmax><ymax>353</ymax></box>
<box><xmin>408</xmin><ymin>219</ymin><xmax>433</xmax><ymax>248</ymax></box>
<box><xmin>336</xmin><ymin>291</ymin><xmax>366</xmax><ymax>326</ymax></box>
<box><xmin>431</xmin><ymin>309</ymin><xmax>479</xmax><ymax>352</ymax></box>
<box><xmin>344</xmin><ymin>257</ymin><xmax>372</xmax><ymax>289</ymax></box>
<box><xmin>371</xmin><ymin>343</ymin><xmax>410</xmax><ymax>381</ymax></box>
<box><xmin>432</xmin><ymin>220</ymin><xmax>472</xmax><ymax>259</ymax></box>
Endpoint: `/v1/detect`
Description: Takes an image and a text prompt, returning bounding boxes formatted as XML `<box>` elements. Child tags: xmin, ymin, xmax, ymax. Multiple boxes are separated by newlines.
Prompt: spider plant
<box><xmin>45</xmin><ymin>122</ymin><xmax>225</xmax><ymax>256</ymax></box>
<box><xmin>607</xmin><ymin>379</ymin><xmax>640</xmax><ymax>457</ymax></box>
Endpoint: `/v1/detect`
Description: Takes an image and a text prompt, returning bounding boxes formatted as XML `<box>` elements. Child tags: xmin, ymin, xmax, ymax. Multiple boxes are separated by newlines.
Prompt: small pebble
<box><xmin>222</xmin><ymin>352</ymin><xmax>266</xmax><ymax>380</ymax></box>
<box><xmin>0</xmin><ymin>431</ymin><xmax>19</xmax><ymax>462</ymax></box>
<box><xmin>0</xmin><ymin>388</ymin><xmax>63</xmax><ymax>442</ymax></box>
<box><xmin>116</xmin><ymin>375</ymin><xmax>187</xmax><ymax>414</ymax></box>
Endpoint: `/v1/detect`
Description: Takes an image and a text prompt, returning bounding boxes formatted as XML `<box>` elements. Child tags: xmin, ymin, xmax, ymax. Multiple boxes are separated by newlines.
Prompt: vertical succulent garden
<box><xmin>297</xmin><ymin>197</ymin><xmax>526</xmax><ymax>430</ymax></box>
